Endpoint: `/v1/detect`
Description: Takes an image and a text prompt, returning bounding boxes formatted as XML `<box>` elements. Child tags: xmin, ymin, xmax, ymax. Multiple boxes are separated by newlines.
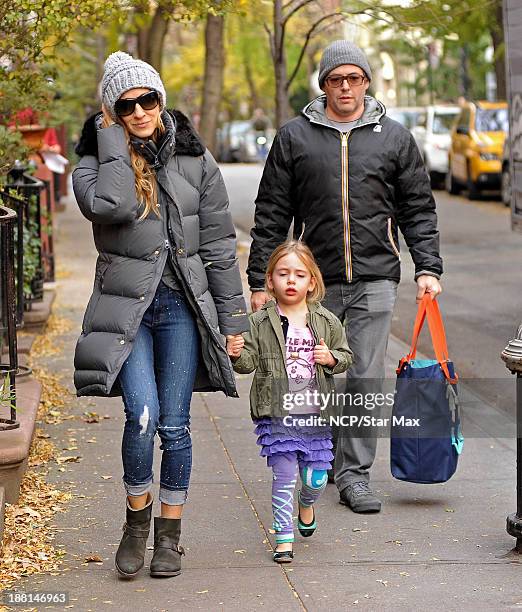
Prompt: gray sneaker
<box><xmin>339</xmin><ymin>481</ymin><xmax>381</xmax><ymax>513</ymax></box>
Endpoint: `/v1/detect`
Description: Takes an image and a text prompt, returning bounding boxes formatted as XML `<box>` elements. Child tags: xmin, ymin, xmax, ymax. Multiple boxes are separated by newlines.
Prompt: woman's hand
<box><xmin>313</xmin><ymin>338</ymin><xmax>336</xmax><ymax>367</ymax></box>
<box><xmin>226</xmin><ymin>334</ymin><xmax>245</xmax><ymax>359</ymax></box>
<box><xmin>101</xmin><ymin>104</ymin><xmax>115</xmax><ymax>129</ymax></box>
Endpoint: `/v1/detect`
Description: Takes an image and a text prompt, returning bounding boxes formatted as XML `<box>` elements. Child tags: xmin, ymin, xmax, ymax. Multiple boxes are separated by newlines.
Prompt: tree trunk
<box><xmin>137</xmin><ymin>26</ymin><xmax>149</xmax><ymax>60</ymax></box>
<box><xmin>133</xmin><ymin>1</ymin><xmax>149</xmax><ymax>60</ymax></box>
<box><xmin>199</xmin><ymin>13</ymin><xmax>225</xmax><ymax>155</ymax></box>
<box><xmin>146</xmin><ymin>5</ymin><xmax>169</xmax><ymax>73</ymax></box>
<box><xmin>273</xmin><ymin>0</ymin><xmax>290</xmax><ymax>128</ymax></box>
<box><xmin>243</xmin><ymin>55</ymin><xmax>261</xmax><ymax>113</ymax></box>
<box><xmin>491</xmin><ymin>0</ymin><xmax>506</xmax><ymax>100</ymax></box>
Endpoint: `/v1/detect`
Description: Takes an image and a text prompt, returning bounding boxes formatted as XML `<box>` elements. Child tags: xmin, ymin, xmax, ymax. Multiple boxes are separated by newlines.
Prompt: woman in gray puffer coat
<box><xmin>73</xmin><ymin>52</ymin><xmax>248</xmax><ymax>580</ymax></box>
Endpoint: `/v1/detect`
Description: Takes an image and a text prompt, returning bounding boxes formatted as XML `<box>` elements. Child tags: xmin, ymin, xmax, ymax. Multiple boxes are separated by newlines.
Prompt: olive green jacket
<box><xmin>233</xmin><ymin>300</ymin><xmax>353</xmax><ymax>420</ymax></box>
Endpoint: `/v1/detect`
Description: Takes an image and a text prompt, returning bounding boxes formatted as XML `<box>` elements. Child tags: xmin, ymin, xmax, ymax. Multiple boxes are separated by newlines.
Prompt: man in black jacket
<box><xmin>247</xmin><ymin>40</ymin><xmax>442</xmax><ymax>513</ymax></box>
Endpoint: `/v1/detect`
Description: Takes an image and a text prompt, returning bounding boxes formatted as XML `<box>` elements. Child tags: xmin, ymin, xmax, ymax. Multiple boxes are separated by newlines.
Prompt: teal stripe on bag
<box><xmin>409</xmin><ymin>359</ymin><xmax>438</xmax><ymax>368</ymax></box>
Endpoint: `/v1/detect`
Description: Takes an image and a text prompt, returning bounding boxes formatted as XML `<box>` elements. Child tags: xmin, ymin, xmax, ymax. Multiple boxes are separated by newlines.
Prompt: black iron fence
<box><xmin>0</xmin><ymin>191</ymin><xmax>24</xmax><ymax>325</ymax></box>
<box><xmin>0</xmin><ymin>204</ymin><xmax>19</xmax><ymax>431</ymax></box>
<box><xmin>5</xmin><ymin>162</ymin><xmax>50</xmax><ymax>310</ymax></box>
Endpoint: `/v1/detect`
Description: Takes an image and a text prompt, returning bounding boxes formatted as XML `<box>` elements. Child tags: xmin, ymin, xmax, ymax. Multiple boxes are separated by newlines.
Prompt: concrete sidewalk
<box><xmin>15</xmin><ymin>194</ymin><xmax>522</xmax><ymax>611</ymax></box>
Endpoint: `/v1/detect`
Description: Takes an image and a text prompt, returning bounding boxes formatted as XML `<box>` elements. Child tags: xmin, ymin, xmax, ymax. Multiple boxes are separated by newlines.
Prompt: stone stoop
<box><xmin>0</xmin><ymin>369</ymin><xmax>42</xmax><ymax>546</ymax></box>
<box><xmin>0</xmin><ymin>285</ymin><xmax>54</xmax><ymax>543</ymax></box>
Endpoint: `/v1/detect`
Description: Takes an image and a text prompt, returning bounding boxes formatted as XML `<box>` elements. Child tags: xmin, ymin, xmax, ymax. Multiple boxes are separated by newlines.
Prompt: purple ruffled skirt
<box><xmin>254</xmin><ymin>416</ymin><xmax>333</xmax><ymax>470</ymax></box>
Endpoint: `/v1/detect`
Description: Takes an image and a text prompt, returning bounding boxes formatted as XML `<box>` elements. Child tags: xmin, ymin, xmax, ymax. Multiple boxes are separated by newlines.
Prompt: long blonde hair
<box><xmin>265</xmin><ymin>240</ymin><xmax>326</xmax><ymax>303</ymax></box>
<box><xmin>132</xmin><ymin>116</ymin><xmax>165</xmax><ymax>219</ymax></box>
<box><xmin>104</xmin><ymin>113</ymin><xmax>166</xmax><ymax>219</ymax></box>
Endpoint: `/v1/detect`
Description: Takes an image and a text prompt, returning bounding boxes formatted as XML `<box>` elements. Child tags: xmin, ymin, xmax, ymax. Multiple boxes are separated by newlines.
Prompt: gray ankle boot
<box><xmin>150</xmin><ymin>517</ymin><xmax>184</xmax><ymax>578</ymax></box>
<box><xmin>115</xmin><ymin>496</ymin><xmax>152</xmax><ymax>578</ymax></box>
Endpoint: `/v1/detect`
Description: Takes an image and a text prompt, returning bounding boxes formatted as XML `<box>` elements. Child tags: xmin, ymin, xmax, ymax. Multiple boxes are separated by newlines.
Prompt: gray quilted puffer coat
<box><xmin>72</xmin><ymin>109</ymin><xmax>248</xmax><ymax>398</ymax></box>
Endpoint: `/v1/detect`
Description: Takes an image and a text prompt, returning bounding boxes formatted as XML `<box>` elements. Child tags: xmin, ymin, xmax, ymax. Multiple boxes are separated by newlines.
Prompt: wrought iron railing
<box><xmin>6</xmin><ymin>162</ymin><xmax>46</xmax><ymax>309</ymax></box>
<box><xmin>0</xmin><ymin>204</ymin><xmax>19</xmax><ymax>431</ymax></box>
<box><xmin>0</xmin><ymin>191</ymin><xmax>24</xmax><ymax>325</ymax></box>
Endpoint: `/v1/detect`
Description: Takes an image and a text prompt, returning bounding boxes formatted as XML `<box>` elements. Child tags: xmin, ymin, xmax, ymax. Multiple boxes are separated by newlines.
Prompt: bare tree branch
<box><xmin>282</xmin><ymin>0</ymin><xmax>319</xmax><ymax>26</ymax></box>
<box><xmin>285</xmin><ymin>10</ymin><xmax>366</xmax><ymax>90</ymax></box>
<box><xmin>264</xmin><ymin>21</ymin><xmax>276</xmax><ymax>61</ymax></box>
<box><xmin>313</xmin><ymin>14</ymin><xmax>347</xmax><ymax>38</ymax></box>
<box><xmin>281</xmin><ymin>0</ymin><xmax>314</xmax><ymax>13</ymax></box>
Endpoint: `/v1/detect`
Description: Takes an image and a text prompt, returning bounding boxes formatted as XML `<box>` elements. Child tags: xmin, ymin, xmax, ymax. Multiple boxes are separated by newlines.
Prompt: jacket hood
<box><xmin>301</xmin><ymin>94</ymin><xmax>386</xmax><ymax>129</ymax></box>
<box><xmin>75</xmin><ymin>109</ymin><xmax>205</xmax><ymax>158</ymax></box>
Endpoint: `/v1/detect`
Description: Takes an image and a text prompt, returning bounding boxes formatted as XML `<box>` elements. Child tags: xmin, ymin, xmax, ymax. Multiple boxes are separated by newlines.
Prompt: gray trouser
<box><xmin>322</xmin><ymin>280</ymin><xmax>398</xmax><ymax>493</ymax></box>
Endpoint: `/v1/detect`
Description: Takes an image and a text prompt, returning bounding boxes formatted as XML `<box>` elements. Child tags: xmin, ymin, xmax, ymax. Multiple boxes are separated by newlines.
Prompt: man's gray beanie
<box><xmin>318</xmin><ymin>40</ymin><xmax>372</xmax><ymax>87</ymax></box>
<box><xmin>101</xmin><ymin>51</ymin><xmax>167</xmax><ymax>121</ymax></box>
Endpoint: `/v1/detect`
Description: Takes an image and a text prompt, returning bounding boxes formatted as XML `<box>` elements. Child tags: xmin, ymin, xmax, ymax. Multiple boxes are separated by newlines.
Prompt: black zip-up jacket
<box><xmin>247</xmin><ymin>95</ymin><xmax>443</xmax><ymax>288</ymax></box>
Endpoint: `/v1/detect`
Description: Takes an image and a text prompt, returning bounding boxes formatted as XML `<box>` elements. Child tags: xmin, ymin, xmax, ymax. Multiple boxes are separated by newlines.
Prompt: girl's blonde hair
<box><xmin>265</xmin><ymin>240</ymin><xmax>326</xmax><ymax>303</ymax></box>
<box><xmin>105</xmin><ymin>112</ymin><xmax>166</xmax><ymax>220</ymax></box>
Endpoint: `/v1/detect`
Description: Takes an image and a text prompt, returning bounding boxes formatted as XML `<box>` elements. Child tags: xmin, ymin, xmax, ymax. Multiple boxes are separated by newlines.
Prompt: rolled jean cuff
<box><xmin>159</xmin><ymin>487</ymin><xmax>188</xmax><ymax>506</ymax></box>
<box><xmin>124</xmin><ymin>480</ymin><xmax>153</xmax><ymax>498</ymax></box>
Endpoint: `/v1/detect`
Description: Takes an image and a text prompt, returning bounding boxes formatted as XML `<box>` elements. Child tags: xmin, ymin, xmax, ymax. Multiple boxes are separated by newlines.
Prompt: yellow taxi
<box><xmin>446</xmin><ymin>101</ymin><xmax>508</xmax><ymax>199</ymax></box>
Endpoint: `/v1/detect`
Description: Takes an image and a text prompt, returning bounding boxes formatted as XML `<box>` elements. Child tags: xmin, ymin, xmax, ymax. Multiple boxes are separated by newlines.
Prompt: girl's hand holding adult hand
<box><xmin>314</xmin><ymin>338</ymin><xmax>336</xmax><ymax>367</ymax></box>
<box><xmin>226</xmin><ymin>334</ymin><xmax>244</xmax><ymax>359</ymax></box>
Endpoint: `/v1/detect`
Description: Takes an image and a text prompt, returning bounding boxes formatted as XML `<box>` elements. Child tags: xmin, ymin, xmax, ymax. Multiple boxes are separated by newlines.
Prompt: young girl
<box><xmin>227</xmin><ymin>240</ymin><xmax>352</xmax><ymax>563</ymax></box>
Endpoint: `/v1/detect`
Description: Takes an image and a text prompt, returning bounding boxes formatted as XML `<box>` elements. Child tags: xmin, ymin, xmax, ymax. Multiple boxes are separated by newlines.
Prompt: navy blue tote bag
<box><xmin>391</xmin><ymin>295</ymin><xmax>463</xmax><ymax>484</ymax></box>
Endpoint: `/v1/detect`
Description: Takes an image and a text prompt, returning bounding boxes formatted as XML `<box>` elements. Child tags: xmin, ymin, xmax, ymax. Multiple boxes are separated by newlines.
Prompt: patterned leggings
<box><xmin>269</xmin><ymin>452</ymin><xmax>328</xmax><ymax>544</ymax></box>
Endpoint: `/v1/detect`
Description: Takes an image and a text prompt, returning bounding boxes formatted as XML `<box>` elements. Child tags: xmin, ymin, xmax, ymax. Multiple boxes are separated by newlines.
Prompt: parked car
<box><xmin>502</xmin><ymin>137</ymin><xmax>511</xmax><ymax>207</ymax></box>
<box><xmin>410</xmin><ymin>105</ymin><xmax>460</xmax><ymax>187</ymax></box>
<box><xmin>386</xmin><ymin>106</ymin><xmax>425</xmax><ymax>130</ymax></box>
<box><xmin>216</xmin><ymin>121</ymin><xmax>274</xmax><ymax>163</ymax></box>
<box><xmin>446</xmin><ymin>100</ymin><xmax>508</xmax><ymax>199</ymax></box>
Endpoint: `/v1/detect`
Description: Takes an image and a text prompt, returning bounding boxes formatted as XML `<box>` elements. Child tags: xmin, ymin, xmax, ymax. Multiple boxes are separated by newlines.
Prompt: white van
<box><xmin>411</xmin><ymin>105</ymin><xmax>460</xmax><ymax>187</ymax></box>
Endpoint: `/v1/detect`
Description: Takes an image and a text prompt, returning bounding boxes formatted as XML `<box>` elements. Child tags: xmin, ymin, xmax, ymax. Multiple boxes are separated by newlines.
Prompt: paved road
<box><xmin>220</xmin><ymin>163</ymin><xmax>522</xmax><ymax>414</ymax></box>
<box><xmin>220</xmin><ymin>164</ymin><xmax>261</xmax><ymax>234</ymax></box>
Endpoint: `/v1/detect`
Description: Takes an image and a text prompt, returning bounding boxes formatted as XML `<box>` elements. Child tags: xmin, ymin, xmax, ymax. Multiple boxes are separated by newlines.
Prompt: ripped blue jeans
<box><xmin>118</xmin><ymin>282</ymin><xmax>199</xmax><ymax>505</ymax></box>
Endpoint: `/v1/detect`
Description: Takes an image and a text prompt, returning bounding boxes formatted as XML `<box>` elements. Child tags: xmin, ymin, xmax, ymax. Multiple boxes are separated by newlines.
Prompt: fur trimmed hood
<box><xmin>74</xmin><ymin>109</ymin><xmax>205</xmax><ymax>158</ymax></box>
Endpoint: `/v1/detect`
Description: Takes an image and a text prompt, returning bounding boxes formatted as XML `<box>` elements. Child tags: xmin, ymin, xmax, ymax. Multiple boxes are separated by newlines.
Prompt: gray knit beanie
<box><xmin>101</xmin><ymin>51</ymin><xmax>167</xmax><ymax>121</ymax></box>
<box><xmin>318</xmin><ymin>40</ymin><xmax>372</xmax><ymax>88</ymax></box>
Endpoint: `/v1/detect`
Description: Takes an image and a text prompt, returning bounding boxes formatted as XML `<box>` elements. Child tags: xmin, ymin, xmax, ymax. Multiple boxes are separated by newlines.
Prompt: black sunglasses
<box><xmin>114</xmin><ymin>90</ymin><xmax>160</xmax><ymax>117</ymax></box>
